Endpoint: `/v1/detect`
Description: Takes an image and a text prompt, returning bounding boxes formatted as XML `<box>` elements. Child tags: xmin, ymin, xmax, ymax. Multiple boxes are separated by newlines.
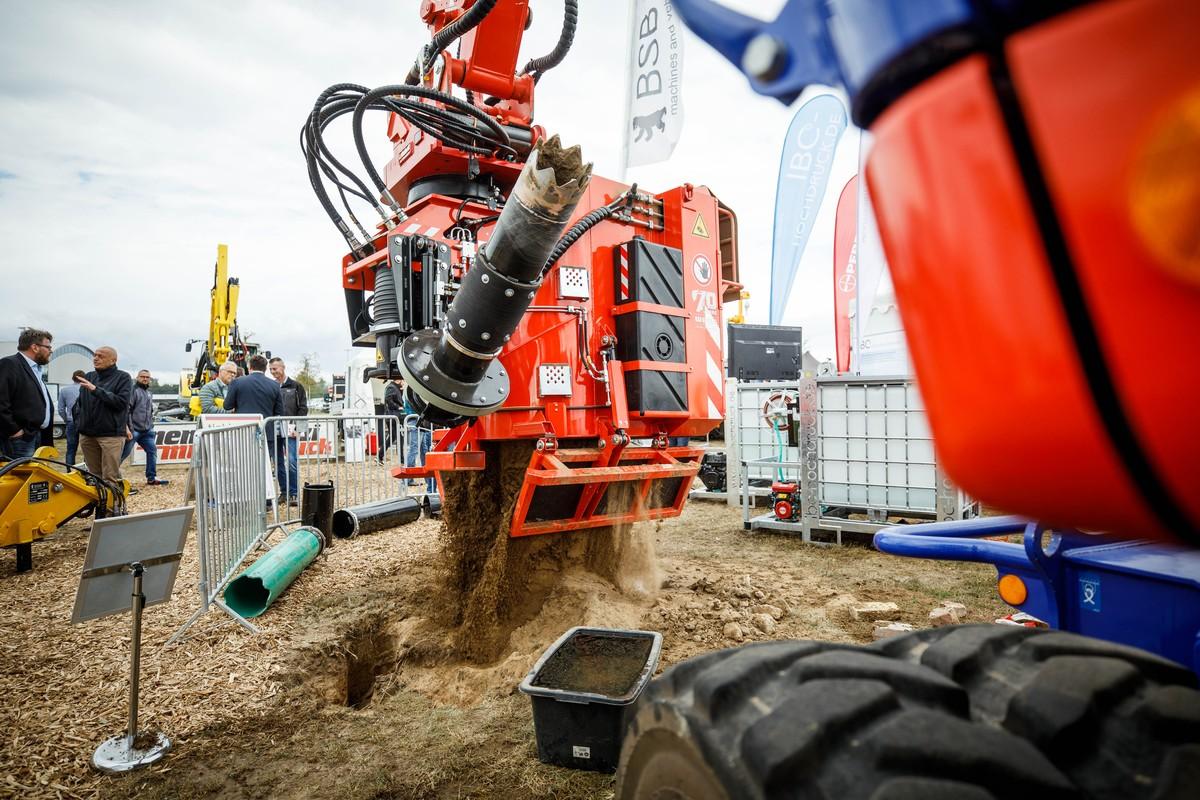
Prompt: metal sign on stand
<box><xmin>71</xmin><ymin>506</ymin><xmax>193</xmax><ymax>774</ymax></box>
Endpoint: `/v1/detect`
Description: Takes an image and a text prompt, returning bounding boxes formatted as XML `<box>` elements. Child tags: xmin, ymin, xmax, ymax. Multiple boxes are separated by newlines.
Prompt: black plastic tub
<box><xmin>518</xmin><ymin>626</ymin><xmax>662</xmax><ymax>773</ymax></box>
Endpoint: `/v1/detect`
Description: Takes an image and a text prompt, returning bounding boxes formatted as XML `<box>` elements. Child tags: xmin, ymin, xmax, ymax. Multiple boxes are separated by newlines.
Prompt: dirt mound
<box><xmin>439</xmin><ymin>442</ymin><xmax>659</xmax><ymax>666</ymax></box>
<box><xmin>287</xmin><ymin>441</ymin><xmax>663</xmax><ymax>707</ymax></box>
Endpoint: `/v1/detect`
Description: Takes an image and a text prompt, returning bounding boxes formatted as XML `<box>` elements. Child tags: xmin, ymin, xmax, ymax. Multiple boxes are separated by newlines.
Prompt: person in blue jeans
<box><xmin>404</xmin><ymin>414</ymin><xmax>436</xmax><ymax>494</ymax></box>
<box><xmin>121</xmin><ymin>369</ymin><xmax>169</xmax><ymax>485</ymax></box>
<box><xmin>57</xmin><ymin>370</ymin><xmax>83</xmax><ymax>464</ymax></box>
<box><xmin>269</xmin><ymin>357</ymin><xmax>307</xmax><ymax>504</ymax></box>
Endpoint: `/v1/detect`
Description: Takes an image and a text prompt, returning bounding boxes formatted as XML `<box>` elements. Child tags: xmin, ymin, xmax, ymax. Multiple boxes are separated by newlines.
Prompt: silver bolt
<box><xmin>451</xmin><ymin>391</ymin><xmax>458</xmax><ymax>398</ymax></box>
<box><xmin>499</xmin><ymin>370</ymin><xmax>506</xmax><ymax>377</ymax></box>
<box><xmin>504</xmin><ymin>288</ymin><xmax>514</xmax><ymax>297</ymax></box>
<box><xmin>481</xmin><ymin>274</ymin><xmax>489</xmax><ymax>284</ymax></box>
<box><xmin>440</xmin><ymin>245</ymin><xmax>448</xmax><ymax>253</ymax></box>
<box><xmin>503</xmin><ymin>334</ymin><xmax>510</xmax><ymax>342</ymax></box>
<box><xmin>528</xmin><ymin>291</ymin><xmax>534</xmax><ymax>299</ymax></box>
<box><xmin>423</xmin><ymin>374</ymin><xmax>430</xmax><ymax>380</ymax></box>
<box><xmin>394</xmin><ymin>254</ymin><xmax>404</xmax><ymax>263</ymax></box>
<box><xmin>458</xmin><ymin>319</ymin><xmax>467</xmax><ymax>328</ymax></box>
<box><xmin>742</xmin><ymin>33</ymin><xmax>788</xmax><ymax>82</ymax></box>
<box><xmin>481</xmin><ymin>332</ymin><xmax>491</xmax><ymax>341</ymax></box>
<box><xmin>499</xmin><ymin>387</ymin><xmax>505</xmax><ymax>394</ymax></box>
<box><xmin>611</xmin><ymin>435</ymin><xmax>622</xmax><ymax>445</ymax></box>
<box><xmin>536</xmin><ymin>440</ymin><xmax>545</xmax><ymax>451</ymax></box>
<box><xmin>481</xmin><ymin>396</ymin><xmax>487</xmax><ymax>402</ymax></box>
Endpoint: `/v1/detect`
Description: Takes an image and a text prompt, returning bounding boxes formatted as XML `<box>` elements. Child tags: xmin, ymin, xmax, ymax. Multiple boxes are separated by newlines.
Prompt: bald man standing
<box><xmin>76</xmin><ymin>346</ymin><xmax>133</xmax><ymax>488</ymax></box>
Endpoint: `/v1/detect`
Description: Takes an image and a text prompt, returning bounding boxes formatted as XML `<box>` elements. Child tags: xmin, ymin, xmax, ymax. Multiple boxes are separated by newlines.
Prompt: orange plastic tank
<box><xmin>865</xmin><ymin>0</ymin><xmax>1199</xmax><ymax>541</ymax></box>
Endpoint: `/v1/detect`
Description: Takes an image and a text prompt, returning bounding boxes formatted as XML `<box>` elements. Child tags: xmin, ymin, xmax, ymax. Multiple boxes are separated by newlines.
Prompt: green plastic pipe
<box><xmin>223</xmin><ymin>527</ymin><xmax>323</xmax><ymax>618</ymax></box>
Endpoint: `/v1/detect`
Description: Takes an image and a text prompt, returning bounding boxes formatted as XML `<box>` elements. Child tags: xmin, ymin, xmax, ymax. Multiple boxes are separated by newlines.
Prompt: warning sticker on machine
<box><xmin>691</xmin><ymin>214</ymin><xmax>710</xmax><ymax>238</ymax></box>
<box><xmin>28</xmin><ymin>481</ymin><xmax>49</xmax><ymax>503</ymax></box>
<box><xmin>572</xmin><ymin>745</ymin><xmax>591</xmax><ymax>759</ymax></box>
<box><xmin>1078</xmin><ymin>574</ymin><xmax>1102</xmax><ymax>613</ymax></box>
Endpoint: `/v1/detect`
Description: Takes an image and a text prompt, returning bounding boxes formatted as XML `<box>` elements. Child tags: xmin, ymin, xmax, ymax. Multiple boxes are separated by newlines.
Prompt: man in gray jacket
<box><xmin>198</xmin><ymin>362</ymin><xmax>237</xmax><ymax>414</ymax></box>
<box><xmin>121</xmin><ymin>370</ymin><xmax>169</xmax><ymax>486</ymax></box>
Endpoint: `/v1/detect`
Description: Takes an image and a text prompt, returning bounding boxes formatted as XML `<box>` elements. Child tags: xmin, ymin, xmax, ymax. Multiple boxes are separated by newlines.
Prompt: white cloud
<box><xmin>0</xmin><ymin>0</ymin><xmax>857</xmax><ymax>379</ymax></box>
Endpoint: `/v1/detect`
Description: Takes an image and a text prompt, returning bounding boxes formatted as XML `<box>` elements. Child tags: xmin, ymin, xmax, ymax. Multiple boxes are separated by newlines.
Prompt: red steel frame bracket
<box><xmin>510</xmin><ymin>445</ymin><xmax>704</xmax><ymax>537</ymax></box>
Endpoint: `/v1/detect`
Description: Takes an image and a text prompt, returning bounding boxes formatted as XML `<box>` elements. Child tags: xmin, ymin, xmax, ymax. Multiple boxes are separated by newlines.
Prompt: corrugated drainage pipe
<box><xmin>223</xmin><ymin>526</ymin><xmax>324</xmax><ymax>618</ymax></box>
<box><xmin>331</xmin><ymin>496</ymin><xmax>423</xmax><ymax>539</ymax></box>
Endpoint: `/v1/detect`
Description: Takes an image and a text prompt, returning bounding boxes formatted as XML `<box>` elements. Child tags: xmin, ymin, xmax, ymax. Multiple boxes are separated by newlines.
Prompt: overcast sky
<box><xmin>0</xmin><ymin>0</ymin><xmax>857</xmax><ymax>381</ymax></box>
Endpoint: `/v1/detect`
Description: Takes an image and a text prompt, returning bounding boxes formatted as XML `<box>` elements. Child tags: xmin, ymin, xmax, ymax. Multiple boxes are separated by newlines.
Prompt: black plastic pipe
<box><xmin>422</xmin><ymin>493</ymin><xmax>442</xmax><ymax>518</ymax></box>
<box><xmin>331</xmin><ymin>496</ymin><xmax>423</xmax><ymax>539</ymax></box>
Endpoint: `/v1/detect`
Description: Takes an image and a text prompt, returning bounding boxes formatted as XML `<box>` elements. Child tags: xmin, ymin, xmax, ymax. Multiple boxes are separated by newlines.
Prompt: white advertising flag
<box><xmin>623</xmin><ymin>0</ymin><xmax>683</xmax><ymax>171</ymax></box>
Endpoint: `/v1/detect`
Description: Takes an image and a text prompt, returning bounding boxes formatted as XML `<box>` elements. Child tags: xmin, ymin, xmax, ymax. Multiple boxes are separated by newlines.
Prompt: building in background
<box><xmin>0</xmin><ymin>339</ymin><xmax>95</xmax><ymax>385</ymax></box>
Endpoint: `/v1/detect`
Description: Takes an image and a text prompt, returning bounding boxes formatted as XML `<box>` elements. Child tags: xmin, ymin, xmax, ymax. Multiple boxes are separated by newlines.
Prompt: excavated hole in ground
<box><xmin>293</xmin><ymin>441</ymin><xmax>664</xmax><ymax>710</ymax></box>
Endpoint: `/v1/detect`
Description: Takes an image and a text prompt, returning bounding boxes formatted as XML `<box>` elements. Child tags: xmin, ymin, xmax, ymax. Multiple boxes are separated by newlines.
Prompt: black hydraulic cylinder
<box><xmin>331</xmin><ymin>496</ymin><xmax>423</xmax><ymax>539</ymax></box>
<box><xmin>398</xmin><ymin>135</ymin><xmax>591</xmax><ymax>422</ymax></box>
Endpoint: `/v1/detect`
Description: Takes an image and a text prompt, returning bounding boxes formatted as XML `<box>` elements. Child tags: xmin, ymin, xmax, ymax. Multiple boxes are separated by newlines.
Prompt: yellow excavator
<box><xmin>1</xmin><ymin>445</ymin><xmax>127</xmax><ymax>573</ymax></box>
<box><xmin>179</xmin><ymin>244</ymin><xmax>267</xmax><ymax>416</ymax></box>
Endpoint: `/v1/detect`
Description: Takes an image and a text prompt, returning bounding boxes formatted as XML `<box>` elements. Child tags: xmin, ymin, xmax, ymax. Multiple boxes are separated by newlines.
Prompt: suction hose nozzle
<box><xmin>398</xmin><ymin>135</ymin><xmax>592</xmax><ymax>425</ymax></box>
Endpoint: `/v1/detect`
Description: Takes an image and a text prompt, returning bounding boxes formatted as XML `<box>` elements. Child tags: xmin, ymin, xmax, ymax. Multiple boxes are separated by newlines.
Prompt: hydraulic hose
<box><xmin>521</xmin><ymin>0</ymin><xmax>578</xmax><ymax>82</ymax></box>
<box><xmin>542</xmin><ymin>185</ymin><xmax>638</xmax><ymax>273</ymax></box>
<box><xmin>407</xmin><ymin>0</ymin><xmax>500</xmax><ymax>84</ymax></box>
<box><xmin>351</xmin><ymin>84</ymin><xmax>513</xmax><ymax>214</ymax></box>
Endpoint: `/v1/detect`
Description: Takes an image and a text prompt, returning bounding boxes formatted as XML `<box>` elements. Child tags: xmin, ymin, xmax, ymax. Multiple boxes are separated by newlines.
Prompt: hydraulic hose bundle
<box><xmin>301</xmin><ymin>83</ymin><xmax>516</xmax><ymax>257</ymax></box>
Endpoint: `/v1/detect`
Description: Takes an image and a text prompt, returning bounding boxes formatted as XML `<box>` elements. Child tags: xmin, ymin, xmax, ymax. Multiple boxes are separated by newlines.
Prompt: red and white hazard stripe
<box><xmin>617</xmin><ymin>244</ymin><xmax>631</xmax><ymax>301</ymax></box>
<box><xmin>701</xmin><ymin>302</ymin><xmax>724</xmax><ymax>420</ymax></box>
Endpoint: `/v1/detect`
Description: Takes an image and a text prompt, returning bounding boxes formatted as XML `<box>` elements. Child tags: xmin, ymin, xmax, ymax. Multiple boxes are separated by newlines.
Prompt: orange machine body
<box><xmin>865</xmin><ymin>0</ymin><xmax>1199</xmax><ymax>540</ymax></box>
<box><xmin>342</xmin><ymin>178</ymin><xmax>738</xmax><ymax>536</ymax></box>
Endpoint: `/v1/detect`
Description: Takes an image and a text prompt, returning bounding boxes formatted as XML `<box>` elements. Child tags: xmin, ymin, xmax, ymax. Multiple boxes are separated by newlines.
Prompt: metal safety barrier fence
<box><xmin>168</xmin><ymin>422</ymin><xmax>270</xmax><ymax>643</ymax></box>
<box><xmin>263</xmin><ymin>414</ymin><xmax>437</xmax><ymax>530</ymax></box>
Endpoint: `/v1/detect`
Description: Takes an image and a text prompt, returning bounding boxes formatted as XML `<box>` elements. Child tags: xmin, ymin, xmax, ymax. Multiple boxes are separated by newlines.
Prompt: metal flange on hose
<box><xmin>398</xmin><ymin>135</ymin><xmax>592</xmax><ymax>426</ymax></box>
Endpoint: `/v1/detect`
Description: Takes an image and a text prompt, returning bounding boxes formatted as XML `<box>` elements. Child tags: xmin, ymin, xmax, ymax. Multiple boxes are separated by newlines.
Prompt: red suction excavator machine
<box><xmin>303</xmin><ymin>0</ymin><xmax>739</xmax><ymax>537</ymax></box>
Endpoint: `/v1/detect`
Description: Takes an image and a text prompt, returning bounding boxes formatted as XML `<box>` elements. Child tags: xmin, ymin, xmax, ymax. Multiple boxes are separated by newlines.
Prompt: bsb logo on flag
<box><xmin>624</xmin><ymin>0</ymin><xmax>683</xmax><ymax>169</ymax></box>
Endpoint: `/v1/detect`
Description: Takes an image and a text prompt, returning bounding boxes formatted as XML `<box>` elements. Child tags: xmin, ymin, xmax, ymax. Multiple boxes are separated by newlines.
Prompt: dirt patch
<box><xmin>0</xmin><ymin>465</ymin><xmax>1011</xmax><ymax>799</ymax></box>
<box><xmin>338</xmin><ymin>442</ymin><xmax>664</xmax><ymax>708</ymax></box>
<box><xmin>531</xmin><ymin>632</ymin><xmax>654</xmax><ymax>696</ymax></box>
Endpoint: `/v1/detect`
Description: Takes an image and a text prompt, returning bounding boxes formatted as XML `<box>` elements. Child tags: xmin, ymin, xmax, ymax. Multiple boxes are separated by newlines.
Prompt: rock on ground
<box><xmin>873</xmin><ymin>621</ymin><xmax>916</xmax><ymax>641</ymax></box>
<box><xmin>851</xmin><ymin>601</ymin><xmax>900</xmax><ymax>622</ymax></box>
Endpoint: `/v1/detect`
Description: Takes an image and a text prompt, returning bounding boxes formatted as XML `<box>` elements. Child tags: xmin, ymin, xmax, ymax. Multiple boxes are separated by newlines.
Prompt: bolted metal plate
<box><xmin>538</xmin><ymin>364</ymin><xmax>572</xmax><ymax>397</ymax></box>
<box><xmin>398</xmin><ymin>329</ymin><xmax>509</xmax><ymax>417</ymax></box>
<box><xmin>557</xmin><ymin>266</ymin><xmax>590</xmax><ymax>300</ymax></box>
<box><xmin>92</xmin><ymin>731</ymin><xmax>171</xmax><ymax>774</ymax></box>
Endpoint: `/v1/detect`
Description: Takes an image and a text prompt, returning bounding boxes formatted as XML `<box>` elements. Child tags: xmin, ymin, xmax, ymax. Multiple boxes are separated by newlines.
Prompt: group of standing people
<box><xmin>0</xmin><ymin>329</ymin><xmax>167</xmax><ymax>490</ymax></box>
<box><xmin>197</xmin><ymin>354</ymin><xmax>308</xmax><ymax>505</ymax></box>
<box><xmin>3</xmin><ymin>331</ymin><xmax>428</xmax><ymax>505</ymax></box>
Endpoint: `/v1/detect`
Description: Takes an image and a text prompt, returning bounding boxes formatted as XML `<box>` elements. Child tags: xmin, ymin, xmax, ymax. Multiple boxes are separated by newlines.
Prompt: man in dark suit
<box><xmin>0</xmin><ymin>328</ymin><xmax>54</xmax><ymax>461</ymax></box>
<box><xmin>223</xmin><ymin>354</ymin><xmax>283</xmax><ymax>421</ymax></box>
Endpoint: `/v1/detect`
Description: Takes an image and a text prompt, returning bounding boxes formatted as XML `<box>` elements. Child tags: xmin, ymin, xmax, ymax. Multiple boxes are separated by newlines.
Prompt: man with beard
<box><xmin>75</xmin><ymin>346</ymin><xmax>133</xmax><ymax>486</ymax></box>
<box><xmin>0</xmin><ymin>328</ymin><xmax>54</xmax><ymax>460</ymax></box>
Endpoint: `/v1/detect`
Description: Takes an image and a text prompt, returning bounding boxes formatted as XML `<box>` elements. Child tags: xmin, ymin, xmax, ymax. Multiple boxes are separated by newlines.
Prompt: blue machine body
<box><xmin>874</xmin><ymin>518</ymin><xmax>1200</xmax><ymax>675</ymax></box>
<box><xmin>674</xmin><ymin>0</ymin><xmax>1087</xmax><ymax>116</ymax></box>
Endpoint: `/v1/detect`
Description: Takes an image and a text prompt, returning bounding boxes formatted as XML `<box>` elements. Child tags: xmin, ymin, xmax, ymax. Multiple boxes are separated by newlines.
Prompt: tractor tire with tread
<box><xmin>614</xmin><ymin>624</ymin><xmax>1200</xmax><ymax>800</ymax></box>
